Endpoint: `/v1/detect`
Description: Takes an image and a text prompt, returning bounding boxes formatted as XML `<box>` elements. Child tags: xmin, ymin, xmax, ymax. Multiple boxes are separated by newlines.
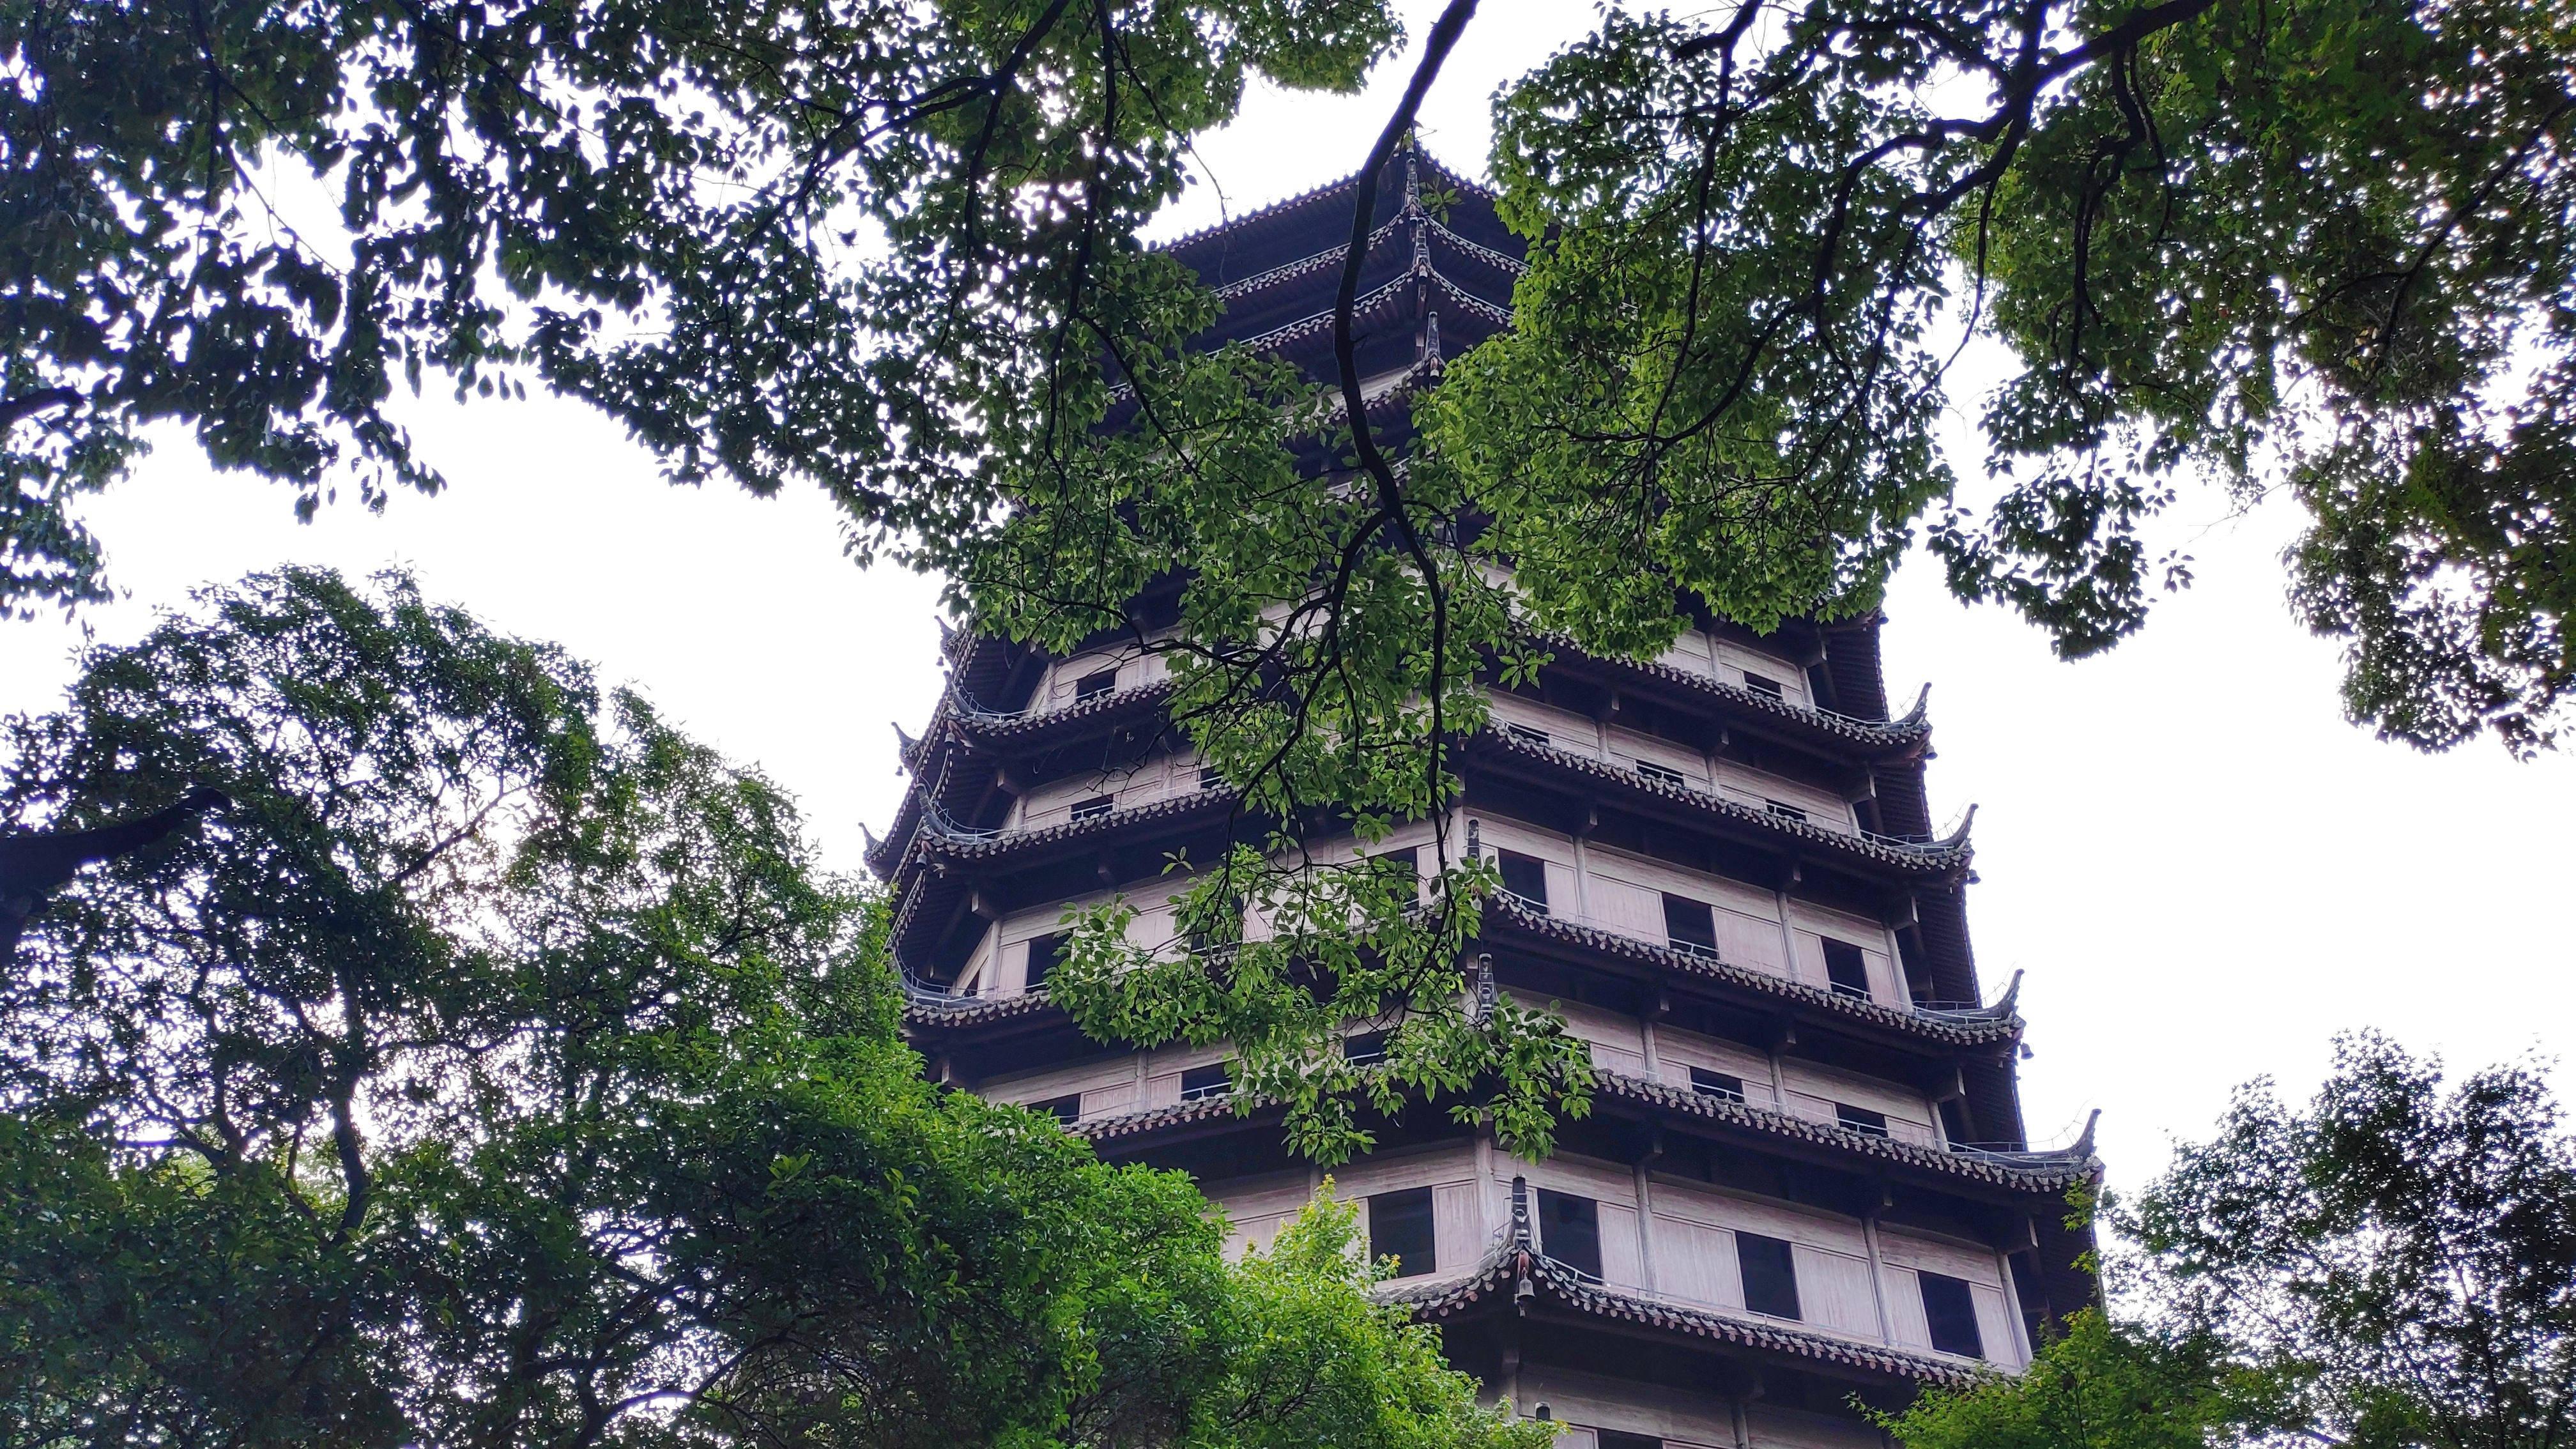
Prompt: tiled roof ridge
<box><xmin>882</xmin><ymin>786</ymin><xmax>1249</xmax><ymax>947</ymax></box>
<box><xmin>1471</xmin><ymin>732</ymin><xmax>1974</xmax><ymax>875</ymax></box>
<box><xmin>1227</xmin><ymin>272</ymin><xmax>1414</xmax><ymax>356</ymax></box>
<box><xmin>1207</xmin><ymin>215</ymin><xmax>1528</xmax><ymax>305</ymax></box>
<box><xmin>1591</xmin><ymin>1073</ymin><xmax>2094</xmax><ymax>1191</ymax></box>
<box><xmin>1066</xmin><ymin>1072</ymin><xmax>2087</xmax><ymax>1192</ymax></box>
<box><xmin>1526</xmin><ymin>631</ymin><xmax>1934</xmax><ymax>751</ymax></box>
<box><xmin>946</xmin><ymin>677</ymin><xmax>1178</xmax><ymax>744</ymax></box>
<box><xmin>1482</xmin><ymin>897</ymin><xmax>2020</xmax><ymax>1047</ymax></box>
<box><xmin>900</xmin><ymin>902</ymin><xmax>2023</xmax><ymax>1047</ymax></box>
<box><xmin>1153</xmin><ymin>143</ymin><xmax>1498</xmax><ymax>257</ymax></box>
<box><xmin>1386</xmin><ymin>1215</ymin><xmax>1994</xmax><ymax>1388</ymax></box>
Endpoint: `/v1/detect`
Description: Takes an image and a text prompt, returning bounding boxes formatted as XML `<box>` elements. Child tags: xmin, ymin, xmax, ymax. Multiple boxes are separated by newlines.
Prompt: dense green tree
<box><xmin>1869</xmin><ymin>1036</ymin><xmax>2575</xmax><ymax>1449</ymax></box>
<box><xmin>13</xmin><ymin>0</ymin><xmax>2575</xmax><ymax>1147</ymax></box>
<box><xmin>0</xmin><ymin>567</ymin><xmax>1546</xmax><ymax>1449</ymax></box>
<box><xmin>2129</xmin><ymin>1033</ymin><xmax>2576</xmax><ymax>1449</ymax></box>
<box><xmin>1870</xmin><ymin>1309</ymin><xmax>2249</xmax><ymax>1449</ymax></box>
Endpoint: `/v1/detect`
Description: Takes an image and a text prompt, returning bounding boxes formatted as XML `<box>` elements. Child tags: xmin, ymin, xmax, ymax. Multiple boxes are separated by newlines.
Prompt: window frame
<box><xmin>1688</xmin><ymin>1067</ymin><xmax>1746</xmax><ymax>1103</ymax></box>
<box><xmin>1534</xmin><ymin>1188</ymin><xmax>1604</xmax><ymax>1281</ymax></box>
<box><xmin>1736</xmin><ymin>1231</ymin><xmax>1802</xmax><ymax>1320</ymax></box>
<box><xmin>1821</xmin><ymin>936</ymin><xmax>1872</xmax><ymax>1000</ymax></box>
<box><xmin>1917</xmin><ymin>1269</ymin><xmax>1987</xmax><ymax>1358</ymax></box>
<box><xmin>1022</xmin><ymin>931</ymin><xmax>1066</xmax><ymax>991</ymax></box>
<box><xmin>1494</xmin><ymin>849</ymin><xmax>1550</xmax><ymax>914</ymax></box>
<box><xmin>1366</xmin><ymin>1186</ymin><xmax>1438</xmax><ymax>1279</ymax></box>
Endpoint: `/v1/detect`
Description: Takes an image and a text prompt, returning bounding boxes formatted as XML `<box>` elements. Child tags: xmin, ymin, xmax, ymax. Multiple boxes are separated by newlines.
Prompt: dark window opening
<box><xmin>1496</xmin><ymin>850</ymin><xmax>1549</xmax><ymax>913</ymax></box>
<box><xmin>1367</xmin><ymin>1187</ymin><xmax>1437</xmax><ymax>1278</ymax></box>
<box><xmin>1737</xmin><ymin>1232</ymin><xmax>1801</xmax><ymax>1319</ymax></box>
<box><xmin>1635</xmin><ymin>759</ymin><xmax>1688</xmax><ymax>788</ymax></box>
<box><xmin>1836</xmin><ymin>1103</ymin><xmax>1890</xmax><ymax>1138</ymax></box>
<box><xmin>1919</xmin><ymin>1271</ymin><xmax>1986</xmax><ymax>1358</ymax></box>
<box><xmin>1599</xmin><ymin>1433</ymin><xmax>1666</xmax><ymax>1449</ymax></box>
<box><xmin>1344</xmin><ymin>1031</ymin><xmax>1389</xmax><ymax>1066</ymax></box>
<box><xmin>1765</xmin><ymin>799</ymin><xmax>1808</xmax><ymax>822</ymax></box>
<box><xmin>1821</xmin><ymin>937</ymin><xmax>1872</xmax><ymax>999</ymax></box>
<box><xmin>1938</xmin><ymin>1098</ymin><xmax>1974</xmax><ymax>1146</ymax></box>
<box><xmin>1535</xmin><ymin>1190</ymin><xmax>1603</xmax><ymax>1279</ymax></box>
<box><xmin>1505</xmin><ymin>722</ymin><xmax>1551</xmax><ymax>747</ymax></box>
<box><xmin>1742</xmin><ymin>671</ymin><xmax>1785</xmax><ymax>698</ymax></box>
<box><xmin>1069</xmin><ymin>794</ymin><xmax>1115</xmax><ymax>822</ymax></box>
<box><xmin>1030</xmin><ymin>1094</ymin><xmax>1080</xmax><ymax>1125</ymax></box>
<box><xmin>1023</xmin><ymin>932</ymin><xmax>1066</xmax><ymax>991</ymax></box>
<box><xmin>1375</xmin><ymin>847</ymin><xmax>1420</xmax><ymax>898</ymax></box>
<box><xmin>1689</xmin><ymin>1068</ymin><xmax>1745</xmax><ymax>1103</ymax></box>
<box><xmin>1199</xmin><ymin>765</ymin><xmax>1225</xmax><ymax>790</ymax></box>
<box><xmin>1073</xmin><ymin>668</ymin><xmax>1117</xmax><ymax>701</ymax></box>
<box><xmin>1179</xmin><ymin>1063</ymin><xmax>1230</xmax><ymax>1102</ymax></box>
<box><xmin>1663</xmin><ymin>894</ymin><xmax>1719</xmax><ymax>958</ymax></box>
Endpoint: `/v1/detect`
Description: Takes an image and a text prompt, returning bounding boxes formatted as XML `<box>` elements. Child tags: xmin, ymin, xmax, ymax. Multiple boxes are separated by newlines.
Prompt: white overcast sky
<box><xmin>3</xmin><ymin>0</ymin><xmax>2567</xmax><ymax>1190</ymax></box>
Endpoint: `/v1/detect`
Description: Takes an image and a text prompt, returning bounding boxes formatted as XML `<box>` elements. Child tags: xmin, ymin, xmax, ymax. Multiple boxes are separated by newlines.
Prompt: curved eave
<box><xmin>903</xmin><ymin>986</ymin><xmax>1059</xmax><ymax>1032</ymax></box>
<box><xmin>1464</xmin><ymin>733</ymin><xmax>1972</xmax><ymax>882</ymax></box>
<box><xmin>1589</xmin><ymin>1074</ymin><xmax>2096</xmax><ymax>1197</ymax></box>
<box><xmin>1206</xmin><ymin>215</ymin><xmax>1524</xmax><ymax>309</ymax></box>
<box><xmin>910</xmin><ymin>785</ymin><xmax>1242</xmax><ymax>869</ymax></box>
<box><xmin>1158</xmin><ymin>146</ymin><xmax>1508</xmax><ymax>277</ymax></box>
<box><xmin>1531</xmin><ymin>636</ymin><xmax>1935</xmax><ymax>762</ymax></box>
<box><xmin>885</xmin><ymin>788</ymin><xmax>1250</xmax><ymax>972</ymax></box>
<box><xmin>946</xmin><ymin>679</ymin><xmax>1178</xmax><ymax>755</ymax></box>
<box><xmin>1071</xmin><ymin>1077</ymin><xmax>2091</xmax><ymax>1197</ymax></box>
<box><xmin>1482</xmin><ymin>898</ymin><xmax>2021</xmax><ymax>1051</ymax></box>
<box><xmin>1390</xmin><ymin>1249</ymin><xmax>1993</xmax><ymax>1390</ymax></box>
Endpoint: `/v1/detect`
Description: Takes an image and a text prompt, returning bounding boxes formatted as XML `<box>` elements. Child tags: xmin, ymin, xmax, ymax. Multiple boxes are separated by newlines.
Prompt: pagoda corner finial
<box><xmin>893</xmin><ymin>720</ymin><xmax>917</xmax><ymax>755</ymax></box>
<box><xmin>936</xmin><ymin>615</ymin><xmax>962</xmax><ymax>652</ymax></box>
<box><xmin>1905</xmin><ymin>681</ymin><xmax>1932</xmax><ymax>722</ymax></box>
<box><xmin>2071</xmin><ymin>1107</ymin><xmax>2101</xmax><ymax>1160</ymax></box>
<box><xmin>859</xmin><ymin>822</ymin><xmax>882</xmax><ymax>856</ymax></box>
<box><xmin>1945</xmin><ymin>802</ymin><xmax>1979</xmax><ymax>845</ymax></box>
<box><xmin>1991</xmin><ymin>966</ymin><xmax>2024</xmax><ymax>1015</ymax></box>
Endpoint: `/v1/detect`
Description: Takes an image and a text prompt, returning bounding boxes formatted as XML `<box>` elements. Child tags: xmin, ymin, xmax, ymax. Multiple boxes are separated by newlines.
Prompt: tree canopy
<box><xmin>0</xmin><ymin>566</ymin><xmax>1547</xmax><ymax>1449</ymax></box>
<box><xmin>1880</xmin><ymin>1034</ymin><xmax>2576</xmax><ymax>1449</ymax></box>
<box><xmin>12</xmin><ymin>0</ymin><xmax>2575</xmax><ymax>1150</ymax></box>
<box><xmin>7</xmin><ymin>0</ymin><xmax>2570</xmax><ymax>733</ymax></box>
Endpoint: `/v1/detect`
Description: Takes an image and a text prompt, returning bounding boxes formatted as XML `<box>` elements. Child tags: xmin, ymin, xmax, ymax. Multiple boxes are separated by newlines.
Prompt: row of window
<box><xmin>1059</xmin><ymin>652</ymin><xmax>1795</xmax><ymax>716</ymax></box>
<box><xmin>1363</xmin><ymin>1186</ymin><xmax>1984</xmax><ymax>1359</ymax></box>
<box><xmin>1048</xmin><ymin>763</ymin><xmax>1226</xmax><ymax>827</ymax></box>
<box><xmin>1677</xmin><ymin>1068</ymin><xmax>1899</xmax><ymax>1139</ymax></box>
<box><xmin>1492</xmin><ymin>849</ymin><xmax>1876</xmax><ymax>1000</ymax></box>
<box><xmin>1027</xmin><ymin>1061</ymin><xmax>1230</xmax><ymax>1126</ymax></box>
<box><xmin>1495</xmin><ymin>723</ymin><xmax>1825</xmax><ymax>824</ymax></box>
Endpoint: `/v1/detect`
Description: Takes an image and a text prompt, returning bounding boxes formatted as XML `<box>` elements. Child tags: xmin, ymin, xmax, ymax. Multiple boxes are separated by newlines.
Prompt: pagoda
<box><xmin>870</xmin><ymin>141</ymin><xmax>2099</xmax><ymax>1448</ymax></box>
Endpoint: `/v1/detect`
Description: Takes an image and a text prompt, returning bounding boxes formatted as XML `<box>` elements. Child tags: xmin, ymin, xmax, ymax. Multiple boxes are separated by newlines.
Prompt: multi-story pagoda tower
<box><xmin>870</xmin><ymin>141</ymin><xmax>2099</xmax><ymax>1449</ymax></box>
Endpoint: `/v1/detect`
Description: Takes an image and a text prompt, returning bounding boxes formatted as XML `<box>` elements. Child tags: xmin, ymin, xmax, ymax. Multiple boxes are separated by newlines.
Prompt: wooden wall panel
<box><xmin>1652</xmin><ymin>1216</ymin><xmax>1743</xmax><ymax>1309</ymax></box>
<box><xmin>1434</xmin><ymin>1181</ymin><xmax>1487</xmax><ymax>1273</ymax></box>
<box><xmin>1599</xmin><ymin>1202</ymin><xmax>1646</xmax><ymax>1289</ymax></box>
<box><xmin>1794</xmin><ymin>1245</ymin><xmax>1880</xmax><ymax>1336</ymax></box>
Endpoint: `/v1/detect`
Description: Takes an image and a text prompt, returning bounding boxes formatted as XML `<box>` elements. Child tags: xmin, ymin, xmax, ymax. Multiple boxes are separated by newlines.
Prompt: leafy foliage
<box><xmin>1870</xmin><ymin>1309</ymin><xmax>2247</xmax><ymax>1449</ymax></box>
<box><xmin>2128</xmin><ymin>1032</ymin><xmax>2576</xmax><ymax>1449</ymax></box>
<box><xmin>0</xmin><ymin>567</ymin><xmax>1543</xmax><ymax>1449</ymax></box>
<box><xmin>1876</xmin><ymin>1036</ymin><xmax>2575</xmax><ymax>1449</ymax></box>
<box><xmin>15</xmin><ymin>0</ymin><xmax>2576</xmax><ymax>1155</ymax></box>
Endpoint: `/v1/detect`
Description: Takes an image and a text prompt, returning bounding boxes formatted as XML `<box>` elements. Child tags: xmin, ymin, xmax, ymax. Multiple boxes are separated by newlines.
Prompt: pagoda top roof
<box><xmin>1156</xmin><ymin>140</ymin><xmax>1515</xmax><ymax>282</ymax></box>
<box><xmin>1136</xmin><ymin>138</ymin><xmax>1526</xmax><ymax>387</ymax></box>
